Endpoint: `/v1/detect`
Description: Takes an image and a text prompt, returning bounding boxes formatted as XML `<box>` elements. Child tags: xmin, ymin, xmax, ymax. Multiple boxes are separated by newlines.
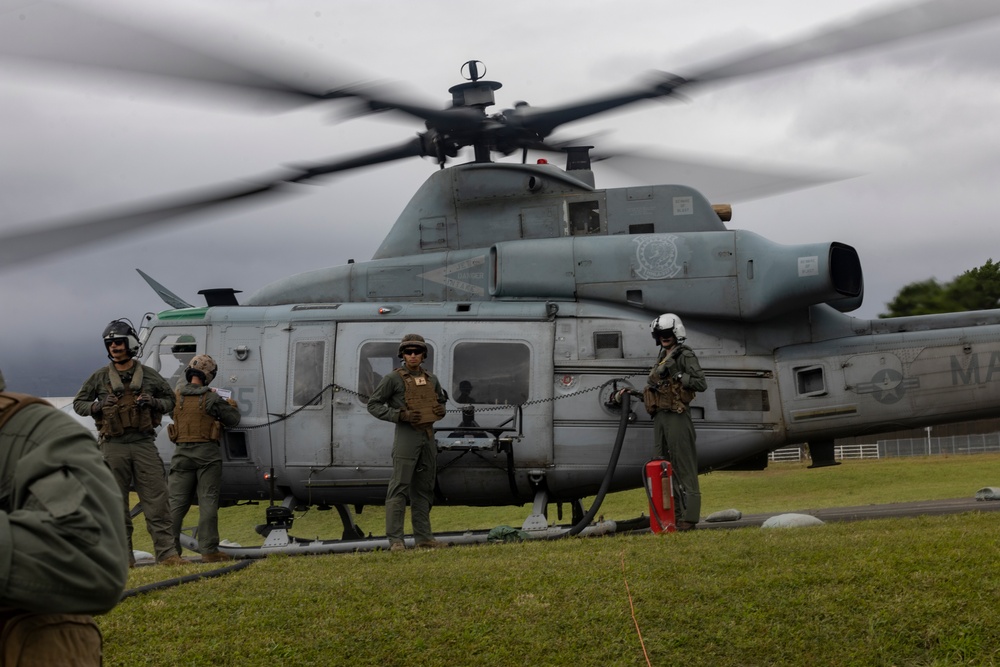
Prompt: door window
<box><xmin>452</xmin><ymin>342</ymin><xmax>530</xmax><ymax>406</ymax></box>
<box><xmin>292</xmin><ymin>340</ymin><xmax>326</xmax><ymax>407</ymax></box>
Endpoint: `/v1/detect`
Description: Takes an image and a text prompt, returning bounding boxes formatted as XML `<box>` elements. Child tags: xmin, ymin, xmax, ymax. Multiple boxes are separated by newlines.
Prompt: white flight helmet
<box><xmin>650</xmin><ymin>313</ymin><xmax>686</xmax><ymax>343</ymax></box>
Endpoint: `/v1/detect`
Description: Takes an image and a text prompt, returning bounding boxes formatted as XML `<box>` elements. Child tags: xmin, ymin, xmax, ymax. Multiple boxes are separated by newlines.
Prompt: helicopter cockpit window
<box><xmin>357</xmin><ymin>342</ymin><xmax>435</xmax><ymax>403</ymax></box>
<box><xmin>568</xmin><ymin>200</ymin><xmax>602</xmax><ymax>236</ymax></box>
<box><xmin>452</xmin><ymin>342</ymin><xmax>530</xmax><ymax>406</ymax></box>
<box><xmin>151</xmin><ymin>333</ymin><xmax>199</xmax><ymax>389</ymax></box>
<box><xmin>292</xmin><ymin>341</ymin><xmax>326</xmax><ymax>407</ymax></box>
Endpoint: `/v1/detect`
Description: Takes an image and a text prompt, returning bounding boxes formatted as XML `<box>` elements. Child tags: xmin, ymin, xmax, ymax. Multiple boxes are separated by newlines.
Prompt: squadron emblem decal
<box><xmin>633</xmin><ymin>235</ymin><xmax>682</xmax><ymax>280</ymax></box>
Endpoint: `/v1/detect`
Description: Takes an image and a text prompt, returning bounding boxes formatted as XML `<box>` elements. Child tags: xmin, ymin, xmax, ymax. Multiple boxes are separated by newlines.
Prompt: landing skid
<box><xmin>178</xmin><ymin>491</ymin><xmax>626</xmax><ymax>558</ymax></box>
<box><xmin>184</xmin><ymin>520</ymin><xmax>622</xmax><ymax>558</ymax></box>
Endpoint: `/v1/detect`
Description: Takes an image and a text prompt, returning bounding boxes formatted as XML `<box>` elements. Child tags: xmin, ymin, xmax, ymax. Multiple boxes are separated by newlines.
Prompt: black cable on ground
<box><xmin>120</xmin><ymin>559</ymin><xmax>256</xmax><ymax>600</ymax></box>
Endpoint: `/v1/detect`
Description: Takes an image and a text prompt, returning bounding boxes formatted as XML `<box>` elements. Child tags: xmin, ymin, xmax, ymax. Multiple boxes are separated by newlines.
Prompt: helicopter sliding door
<box><xmin>282</xmin><ymin>323</ymin><xmax>335</xmax><ymax>466</ymax></box>
<box><xmin>332</xmin><ymin>315</ymin><xmax>555</xmax><ymax>505</ymax></box>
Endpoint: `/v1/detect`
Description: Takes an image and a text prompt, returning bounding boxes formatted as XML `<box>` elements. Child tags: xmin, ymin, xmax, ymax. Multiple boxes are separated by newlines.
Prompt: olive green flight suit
<box><xmin>367</xmin><ymin>367</ymin><xmax>447</xmax><ymax>546</ymax></box>
<box><xmin>646</xmin><ymin>344</ymin><xmax>708</xmax><ymax>523</ymax></box>
<box><xmin>73</xmin><ymin>361</ymin><xmax>177</xmax><ymax>563</ymax></box>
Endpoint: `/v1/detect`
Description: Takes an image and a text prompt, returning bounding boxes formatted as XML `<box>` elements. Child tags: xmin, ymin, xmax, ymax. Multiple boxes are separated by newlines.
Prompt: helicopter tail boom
<box><xmin>489</xmin><ymin>231</ymin><xmax>863</xmax><ymax>321</ymax></box>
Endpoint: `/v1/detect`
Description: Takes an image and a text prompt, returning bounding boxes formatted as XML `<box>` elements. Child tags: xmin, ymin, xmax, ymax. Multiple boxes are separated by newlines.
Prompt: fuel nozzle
<box><xmin>605</xmin><ymin>381</ymin><xmax>640</xmax><ymax>422</ymax></box>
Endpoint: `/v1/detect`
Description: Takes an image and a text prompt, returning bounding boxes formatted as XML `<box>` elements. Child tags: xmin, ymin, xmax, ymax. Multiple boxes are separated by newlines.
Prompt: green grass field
<box><xmin>110</xmin><ymin>454</ymin><xmax>1000</xmax><ymax>666</ymax></box>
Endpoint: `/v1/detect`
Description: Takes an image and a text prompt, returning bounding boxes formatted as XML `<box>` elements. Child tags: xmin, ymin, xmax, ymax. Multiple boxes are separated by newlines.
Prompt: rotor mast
<box><xmin>448</xmin><ymin>60</ymin><xmax>502</xmax><ymax>163</ymax></box>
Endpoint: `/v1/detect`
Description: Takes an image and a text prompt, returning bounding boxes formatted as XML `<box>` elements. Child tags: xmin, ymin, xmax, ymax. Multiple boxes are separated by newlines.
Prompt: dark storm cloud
<box><xmin>2</xmin><ymin>0</ymin><xmax>1000</xmax><ymax>395</ymax></box>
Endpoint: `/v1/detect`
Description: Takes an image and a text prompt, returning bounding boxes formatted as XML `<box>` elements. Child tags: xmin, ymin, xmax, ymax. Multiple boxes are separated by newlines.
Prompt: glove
<box><xmin>673</xmin><ymin>372</ymin><xmax>684</xmax><ymax>383</ymax></box>
<box><xmin>432</xmin><ymin>404</ymin><xmax>446</xmax><ymax>418</ymax></box>
<box><xmin>136</xmin><ymin>393</ymin><xmax>154</xmax><ymax>408</ymax></box>
<box><xmin>93</xmin><ymin>394</ymin><xmax>118</xmax><ymax>414</ymax></box>
<box><xmin>399</xmin><ymin>409</ymin><xmax>423</xmax><ymax>424</ymax></box>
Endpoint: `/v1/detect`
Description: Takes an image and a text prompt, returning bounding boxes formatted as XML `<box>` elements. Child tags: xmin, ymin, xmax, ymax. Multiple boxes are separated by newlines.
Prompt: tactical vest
<box><xmin>644</xmin><ymin>348</ymin><xmax>696</xmax><ymax>415</ymax></box>
<box><xmin>96</xmin><ymin>363</ymin><xmax>160</xmax><ymax>437</ymax></box>
<box><xmin>168</xmin><ymin>392</ymin><xmax>221</xmax><ymax>444</ymax></box>
<box><xmin>396</xmin><ymin>368</ymin><xmax>443</xmax><ymax>429</ymax></box>
<box><xmin>644</xmin><ymin>379</ymin><xmax>695</xmax><ymax>414</ymax></box>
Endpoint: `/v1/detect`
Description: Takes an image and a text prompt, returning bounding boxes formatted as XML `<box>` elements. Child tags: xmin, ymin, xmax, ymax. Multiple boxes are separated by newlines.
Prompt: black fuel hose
<box><xmin>564</xmin><ymin>391</ymin><xmax>633</xmax><ymax>537</ymax></box>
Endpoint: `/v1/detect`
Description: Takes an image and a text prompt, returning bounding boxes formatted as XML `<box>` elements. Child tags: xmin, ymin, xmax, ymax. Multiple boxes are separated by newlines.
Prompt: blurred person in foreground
<box><xmin>1</xmin><ymin>367</ymin><xmax>129</xmax><ymax>664</ymax></box>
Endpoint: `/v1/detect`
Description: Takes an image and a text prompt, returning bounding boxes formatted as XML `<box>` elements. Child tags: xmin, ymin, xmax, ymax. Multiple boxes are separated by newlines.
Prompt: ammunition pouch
<box><xmin>646</xmin><ymin>380</ymin><xmax>694</xmax><ymax>415</ymax></box>
<box><xmin>97</xmin><ymin>391</ymin><xmax>155</xmax><ymax>438</ymax></box>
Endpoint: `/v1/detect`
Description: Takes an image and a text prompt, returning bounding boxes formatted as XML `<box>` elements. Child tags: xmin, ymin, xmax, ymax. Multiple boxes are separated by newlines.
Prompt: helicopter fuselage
<box><xmin>140</xmin><ymin>297</ymin><xmax>1000</xmax><ymax>510</ymax></box>
<box><xmin>130</xmin><ymin>160</ymin><xmax>1000</xmax><ymax>513</ymax></box>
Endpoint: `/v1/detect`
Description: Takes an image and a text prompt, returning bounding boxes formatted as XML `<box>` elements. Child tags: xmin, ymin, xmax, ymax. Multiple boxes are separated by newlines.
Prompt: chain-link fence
<box><xmin>877</xmin><ymin>432</ymin><xmax>1000</xmax><ymax>458</ymax></box>
<box><xmin>768</xmin><ymin>434</ymin><xmax>1000</xmax><ymax>463</ymax></box>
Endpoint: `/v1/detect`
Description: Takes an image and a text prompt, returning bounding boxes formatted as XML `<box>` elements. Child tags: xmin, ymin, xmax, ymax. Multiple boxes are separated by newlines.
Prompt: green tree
<box><xmin>881</xmin><ymin>259</ymin><xmax>1000</xmax><ymax>317</ymax></box>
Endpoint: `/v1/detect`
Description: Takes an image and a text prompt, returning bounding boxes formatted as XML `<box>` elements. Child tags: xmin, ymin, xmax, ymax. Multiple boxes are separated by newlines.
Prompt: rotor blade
<box><xmin>0</xmin><ymin>137</ymin><xmax>430</xmax><ymax>269</ymax></box>
<box><xmin>687</xmin><ymin>0</ymin><xmax>1000</xmax><ymax>84</ymax></box>
<box><xmin>0</xmin><ymin>179</ymin><xmax>290</xmax><ymax>270</ymax></box>
<box><xmin>0</xmin><ymin>1</ymin><xmax>370</xmax><ymax>111</ymax></box>
<box><xmin>593</xmin><ymin>147</ymin><xmax>856</xmax><ymax>203</ymax></box>
<box><xmin>289</xmin><ymin>136</ymin><xmax>430</xmax><ymax>181</ymax></box>
<box><xmin>507</xmin><ymin>72</ymin><xmax>688</xmax><ymax>140</ymax></box>
<box><xmin>136</xmin><ymin>269</ymin><xmax>194</xmax><ymax>310</ymax></box>
<box><xmin>504</xmin><ymin>0</ymin><xmax>1000</xmax><ymax>141</ymax></box>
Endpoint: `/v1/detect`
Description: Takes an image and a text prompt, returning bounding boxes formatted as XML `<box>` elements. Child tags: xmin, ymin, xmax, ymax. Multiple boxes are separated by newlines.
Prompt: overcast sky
<box><xmin>2</xmin><ymin>0</ymin><xmax>1000</xmax><ymax>396</ymax></box>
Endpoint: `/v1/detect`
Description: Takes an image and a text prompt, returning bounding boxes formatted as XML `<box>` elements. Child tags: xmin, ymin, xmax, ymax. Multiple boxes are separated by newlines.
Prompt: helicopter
<box><xmin>4</xmin><ymin>0</ymin><xmax>1000</xmax><ymax>549</ymax></box>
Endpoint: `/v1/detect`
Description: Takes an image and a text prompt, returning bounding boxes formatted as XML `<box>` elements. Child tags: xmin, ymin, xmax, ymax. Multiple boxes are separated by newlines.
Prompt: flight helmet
<box><xmin>650</xmin><ymin>313</ymin><xmax>686</xmax><ymax>344</ymax></box>
<box><xmin>102</xmin><ymin>320</ymin><xmax>142</xmax><ymax>359</ymax></box>
<box><xmin>186</xmin><ymin>354</ymin><xmax>218</xmax><ymax>385</ymax></box>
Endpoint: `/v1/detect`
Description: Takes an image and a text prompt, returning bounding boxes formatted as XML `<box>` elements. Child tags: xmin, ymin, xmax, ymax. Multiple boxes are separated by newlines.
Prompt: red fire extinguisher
<box><xmin>645</xmin><ymin>459</ymin><xmax>676</xmax><ymax>533</ymax></box>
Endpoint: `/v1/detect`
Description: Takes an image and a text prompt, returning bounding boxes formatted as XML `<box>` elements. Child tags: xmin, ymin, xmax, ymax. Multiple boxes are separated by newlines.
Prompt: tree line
<box><xmin>881</xmin><ymin>259</ymin><xmax>1000</xmax><ymax>317</ymax></box>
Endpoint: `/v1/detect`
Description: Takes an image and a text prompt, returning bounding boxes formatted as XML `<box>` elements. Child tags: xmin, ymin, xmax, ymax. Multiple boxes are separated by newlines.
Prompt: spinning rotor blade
<box><xmin>593</xmin><ymin>148</ymin><xmax>856</xmax><ymax>204</ymax></box>
<box><xmin>0</xmin><ymin>138</ymin><xmax>428</xmax><ymax>270</ymax></box>
<box><xmin>688</xmin><ymin>0</ymin><xmax>1000</xmax><ymax>84</ymax></box>
<box><xmin>0</xmin><ymin>179</ymin><xmax>288</xmax><ymax>270</ymax></box>
<box><xmin>503</xmin><ymin>0</ymin><xmax>1000</xmax><ymax>141</ymax></box>
<box><xmin>0</xmin><ymin>0</ymin><xmax>416</xmax><ymax>113</ymax></box>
